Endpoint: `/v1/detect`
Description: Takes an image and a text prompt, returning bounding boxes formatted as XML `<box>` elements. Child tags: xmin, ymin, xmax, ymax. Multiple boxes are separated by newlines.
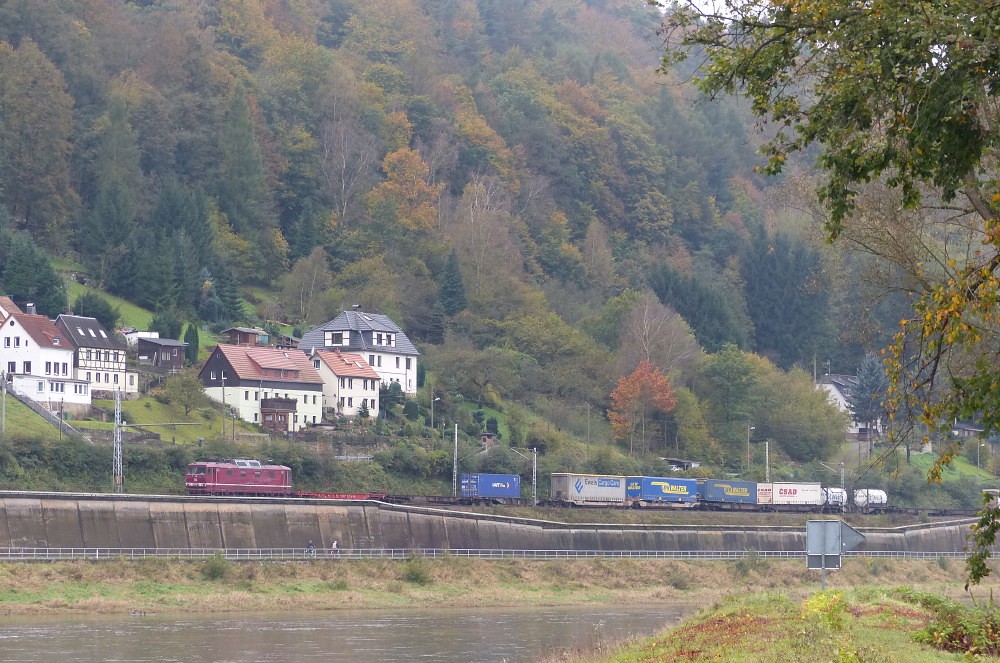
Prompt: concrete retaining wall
<box><xmin>0</xmin><ymin>493</ymin><xmax>977</xmax><ymax>553</ymax></box>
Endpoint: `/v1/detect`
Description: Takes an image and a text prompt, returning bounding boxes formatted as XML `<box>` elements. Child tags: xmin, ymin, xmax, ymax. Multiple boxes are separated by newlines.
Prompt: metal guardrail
<box><xmin>0</xmin><ymin>548</ymin><xmax>973</xmax><ymax>562</ymax></box>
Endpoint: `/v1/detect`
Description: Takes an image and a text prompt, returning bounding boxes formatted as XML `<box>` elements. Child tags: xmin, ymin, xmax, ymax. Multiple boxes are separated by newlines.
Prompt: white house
<box><xmin>299</xmin><ymin>309</ymin><xmax>420</xmax><ymax>395</ymax></box>
<box><xmin>816</xmin><ymin>374</ymin><xmax>864</xmax><ymax>438</ymax></box>
<box><xmin>0</xmin><ymin>310</ymin><xmax>91</xmax><ymax>415</ymax></box>
<box><xmin>198</xmin><ymin>344</ymin><xmax>324</xmax><ymax>433</ymax></box>
<box><xmin>55</xmin><ymin>314</ymin><xmax>137</xmax><ymax>396</ymax></box>
<box><xmin>310</xmin><ymin>349</ymin><xmax>380</xmax><ymax>417</ymax></box>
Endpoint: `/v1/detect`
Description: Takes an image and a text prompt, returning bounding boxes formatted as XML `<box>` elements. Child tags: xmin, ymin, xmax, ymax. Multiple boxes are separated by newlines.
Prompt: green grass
<box><xmin>65</xmin><ymin>280</ymin><xmax>154</xmax><ymax>329</ymax></box>
<box><xmin>601</xmin><ymin>589</ymin><xmax>970</xmax><ymax>662</ymax></box>
<box><xmin>88</xmin><ymin>397</ymin><xmax>234</xmax><ymax>445</ymax></box>
<box><xmin>0</xmin><ymin>394</ymin><xmax>61</xmax><ymax>438</ymax></box>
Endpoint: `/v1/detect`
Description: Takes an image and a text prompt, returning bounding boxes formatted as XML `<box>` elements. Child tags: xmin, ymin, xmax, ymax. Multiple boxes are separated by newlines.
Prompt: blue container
<box><xmin>700</xmin><ymin>479</ymin><xmax>757</xmax><ymax>504</ymax></box>
<box><xmin>460</xmin><ymin>473</ymin><xmax>521</xmax><ymax>499</ymax></box>
<box><xmin>626</xmin><ymin>476</ymin><xmax>699</xmax><ymax>503</ymax></box>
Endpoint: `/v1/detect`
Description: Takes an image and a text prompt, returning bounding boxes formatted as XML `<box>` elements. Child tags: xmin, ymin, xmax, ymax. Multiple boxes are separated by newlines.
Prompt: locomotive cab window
<box><xmin>226</xmin><ymin>470</ymin><xmax>234</xmax><ymax>477</ymax></box>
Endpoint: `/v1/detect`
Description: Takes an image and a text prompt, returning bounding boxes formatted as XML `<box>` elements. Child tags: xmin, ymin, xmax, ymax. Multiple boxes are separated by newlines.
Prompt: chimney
<box><xmin>25</xmin><ymin>302</ymin><xmax>36</xmax><ymax>315</ymax></box>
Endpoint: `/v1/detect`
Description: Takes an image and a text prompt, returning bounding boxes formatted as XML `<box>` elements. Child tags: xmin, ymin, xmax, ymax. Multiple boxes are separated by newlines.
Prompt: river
<box><xmin>0</xmin><ymin>604</ymin><xmax>697</xmax><ymax>662</ymax></box>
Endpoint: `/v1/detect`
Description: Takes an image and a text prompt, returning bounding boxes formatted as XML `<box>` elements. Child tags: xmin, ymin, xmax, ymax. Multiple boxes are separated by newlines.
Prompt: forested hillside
<box><xmin>0</xmin><ymin>0</ymin><xmax>900</xmax><ymax>472</ymax></box>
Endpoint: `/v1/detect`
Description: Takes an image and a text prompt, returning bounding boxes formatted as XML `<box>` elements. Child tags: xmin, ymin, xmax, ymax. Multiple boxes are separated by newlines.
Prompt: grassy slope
<box><xmin>65</xmin><ymin>281</ymin><xmax>154</xmax><ymax>330</ymax></box>
<box><xmin>0</xmin><ymin>393</ymin><xmax>61</xmax><ymax>438</ymax></box>
<box><xmin>83</xmin><ymin>398</ymin><xmax>256</xmax><ymax>445</ymax></box>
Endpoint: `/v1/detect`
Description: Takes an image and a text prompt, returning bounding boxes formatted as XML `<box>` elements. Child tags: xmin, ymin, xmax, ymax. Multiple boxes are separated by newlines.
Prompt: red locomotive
<box><xmin>185</xmin><ymin>459</ymin><xmax>386</xmax><ymax>500</ymax></box>
<box><xmin>186</xmin><ymin>459</ymin><xmax>292</xmax><ymax>496</ymax></box>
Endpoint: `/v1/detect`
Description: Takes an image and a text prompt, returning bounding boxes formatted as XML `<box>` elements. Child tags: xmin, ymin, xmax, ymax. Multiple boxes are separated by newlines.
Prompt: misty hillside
<box><xmin>0</xmin><ymin>0</ymin><xmax>904</xmax><ymax>472</ymax></box>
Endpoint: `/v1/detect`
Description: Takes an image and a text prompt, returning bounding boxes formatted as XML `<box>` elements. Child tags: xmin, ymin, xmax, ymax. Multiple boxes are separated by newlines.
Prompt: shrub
<box><xmin>801</xmin><ymin>590</ymin><xmax>848</xmax><ymax>632</ymax></box>
<box><xmin>201</xmin><ymin>553</ymin><xmax>230</xmax><ymax>581</ymax></box>
<box><xmin>401</xmin><ymin>557</ymin><xmax>432</xmax><ymax>585</ymax></box>
<box><xmin>913</xmin><ymin>598</ymin><xmax>1000</xmax><ymax>656</ymax></box>
<box><xmin>734</xmin><ymin>548</ymin><xmax>766</xmax><ymax>577</ymax></box>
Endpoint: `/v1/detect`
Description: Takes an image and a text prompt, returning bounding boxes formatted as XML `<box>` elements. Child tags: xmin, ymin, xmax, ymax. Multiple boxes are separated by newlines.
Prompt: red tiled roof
<box><xmin>0</xmin><ymin>296</ymin><xmax>22</xmax><ymax>318</ymax></box>
<box><xmin>216</xmin><ymin>344</ymin><xmax>322</xmax><ymax>384</ymax></box>
<box><xmin>9</xmin><ymin>313</ymin><xmax>73</xmax><ymax>350</ymax></box>
<box><xmin>315</xmin><ymin>349</ymin><xmax>381</xmax><ymax>379</ymax></box>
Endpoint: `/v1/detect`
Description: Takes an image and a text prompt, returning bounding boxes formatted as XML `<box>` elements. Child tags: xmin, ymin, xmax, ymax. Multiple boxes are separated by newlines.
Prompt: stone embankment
<box><xmin>0</xmin><ymin>492</ymin><xmax>975</xmax><ymax>552</ymax></box>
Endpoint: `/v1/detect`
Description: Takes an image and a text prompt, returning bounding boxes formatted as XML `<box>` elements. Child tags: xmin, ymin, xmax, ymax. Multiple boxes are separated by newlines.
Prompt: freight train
<box><xmin>550</xmin><ymin>472</ymin><xmax>887</xmax><ymax>513</ymax></box>
<box><xmin>185</xmin><ymin>461</ymin><xmax>887</xmax><ymax>513</ymax></box>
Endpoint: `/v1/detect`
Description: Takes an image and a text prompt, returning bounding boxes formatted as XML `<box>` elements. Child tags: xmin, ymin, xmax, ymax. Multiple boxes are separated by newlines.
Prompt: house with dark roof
<box><xmin>55</xmin><ymin>314</ymin><xmax>136</xmax><ymax>396</ymax></box>
<box><xmin>299</xmin><ymin>309</ymin><xmax>420</xmax><ymax>395</ymax></box>
<box><xmin>0</xmin><ymin>311</ymin><xmax>91</xmax><ymax>414</ymax></box>
<box><xmin>137</xmin><ymin>337</ymin><xmax>187</xmax><ymax>374</ymax></box>
<box><xmin>222</xmin><ymin>326</ymin><xmax>268</xmax><ymax>346</ymax></box>
<box><xmin>198</xmin><ymin>344</ymin><xmax>324</xmax><ymax>433</ymax></box>
<box><xmin>310</xmin><ymin>349</ymin><xmax>380</xmax><ymax>417</ymax></box>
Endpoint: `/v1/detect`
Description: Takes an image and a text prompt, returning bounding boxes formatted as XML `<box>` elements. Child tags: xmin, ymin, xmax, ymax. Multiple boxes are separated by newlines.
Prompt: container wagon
<box><xmin>823</xmin><ymin>487</ymin><xmax>849</xmax><ymax>512</ymax></box>
<box><xmin>769</xmin><ymin>482</ymin><xmax>824</xmax><ymax>511</ymax></box>
<box><xmin>699</xmin><ymin>479</ymin><xmax>757</xmax><ymax>509</ymax></box>
<box><xmin>550</xmin><ymin>473</ymin><xmax>627</xmax><ymax>507</ymax></box>
<box><xmin>853</xmin><ymin>489</ymin><xmax>888</xmax><ymax>513</ymax></box>
<box><xmin>460</xmin><ymin>473</ymin><xmax>521</xmax><ymax>503</ymax></box>
<box><xmin>626</xmin><ymin>476</ymin><xmax>699</xmax><ymax>507</ymax></box>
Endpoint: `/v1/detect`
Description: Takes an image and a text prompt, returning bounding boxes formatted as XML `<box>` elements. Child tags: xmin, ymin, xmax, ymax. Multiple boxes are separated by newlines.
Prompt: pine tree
<box><xmin>0</xmin><ymin>232</ymin><xmax>67</xmax><ymax>316</ymax></box>
<box><xmin>847</xmin><ymin>353</ymin><xmax>888</xmax><ymax>439</ymax></box>
<box><xmin>184</xmin><ymin>324</ymin><xmax>200</xmax><ymax>364</ymax></box>
<box><xmin>81</xmin><ymin>97</ymin><xmax>143</xmax><ymax>286</ymax></box>
<box><xmin>439</xmin><ymin>249</ymin><xmax>467</xmax><ymax>316</ymax></box>
<box><xmin>217</xmin><ymin>85</ymin><xmax>274</xmax><ymax>240</ymax></box>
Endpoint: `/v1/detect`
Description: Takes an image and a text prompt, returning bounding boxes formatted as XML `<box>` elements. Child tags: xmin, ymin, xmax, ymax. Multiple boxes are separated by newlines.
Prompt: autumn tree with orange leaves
<box><xmin>608</xmin><ymin>360</ymin><xmax>677</xmax><ymax>456</ymax></box>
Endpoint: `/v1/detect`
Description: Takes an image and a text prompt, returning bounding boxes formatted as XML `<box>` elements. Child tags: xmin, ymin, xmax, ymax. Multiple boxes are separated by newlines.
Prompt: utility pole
<box><xmin>113</xmin><ymin>389</ymin><xmax>123</xmax><ymax>493</ymax></box>
<box><xmin>1</xmin><ymin>373</ymin><xmax>6</xmax><ymax>437</ymax></box>
<box><xmin>510</xmin><ymin>447</ymin><xmax>538</xmax><ymax>506</ymax></box>
<box><xmin>452</xmin><ymin>423</ymin><xmax>458</xmax><ymax>498</ymax></box>
<box><xmin>221</xmin><ymin>373</ymin><xmax>226</xmax><ymax>439</ymax></box>
<box><xmin>764</xmin><ymin>439</ymin><xmax>770</xmax><ymax>483</ymax></box>
<box><xmin>746</xmin><ymin>424</ymin><xmax>755</xmax><ymax>474</ymax></box>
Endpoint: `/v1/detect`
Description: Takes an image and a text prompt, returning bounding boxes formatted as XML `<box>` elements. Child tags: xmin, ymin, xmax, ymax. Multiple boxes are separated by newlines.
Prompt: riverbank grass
<box><xmin>586</xmin><ymin>588</ymin><xmax>988</xmax><ymax>662</ymax></box>
<box><xmin>0</xmin><ymin>557</ymin><xmax>995</xmax><ymax>618</ymax></box>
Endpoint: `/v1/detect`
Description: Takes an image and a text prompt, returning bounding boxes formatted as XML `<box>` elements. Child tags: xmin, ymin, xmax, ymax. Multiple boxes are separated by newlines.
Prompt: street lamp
<box><xmin>978</xmin><ymin>442</ymin><xmax>987</xmax><ymax>482</ymax></box>
<box><xmin>510</xmin><ymin>446</ymin><xmax>538</xmax><ymax>506</ymax></box>
<box><xmin>746</xmin><ymin>424</ymin><xmax>755</xmax><ymax>474</ymax></box>
<box><xmin>430</xmin><ymin>395</ymin><xmax>440</xmax><ymax>436</ymax></box>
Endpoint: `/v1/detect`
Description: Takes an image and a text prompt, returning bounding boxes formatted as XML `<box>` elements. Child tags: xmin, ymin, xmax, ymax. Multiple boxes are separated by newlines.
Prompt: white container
<box><xmin>550</xmin><ymin>473</ymin><xmax>626</xmax><ymax>506</ymax></box>
<box><xmin>771</xmin><ymin>482</ymin><xmax>823</xmax><ymax>506</ymax></box>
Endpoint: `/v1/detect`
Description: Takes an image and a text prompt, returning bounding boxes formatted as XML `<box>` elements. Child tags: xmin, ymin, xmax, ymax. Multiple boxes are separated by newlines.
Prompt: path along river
<box><xmin>0</xmin><ymin>604</ymin><xmax>698</xmax><ymax>662</ymax></box>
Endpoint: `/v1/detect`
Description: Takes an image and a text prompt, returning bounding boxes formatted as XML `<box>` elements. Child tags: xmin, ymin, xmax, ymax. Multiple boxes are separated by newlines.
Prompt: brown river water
<box><xmin>0</xmin><ymin>604</ymin><xmax>698</xmax><ymax>662</ymax></box>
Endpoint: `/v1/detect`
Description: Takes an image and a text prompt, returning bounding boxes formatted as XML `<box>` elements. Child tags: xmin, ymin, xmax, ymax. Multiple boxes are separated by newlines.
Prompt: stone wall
<box><xmin>0</xmin><ymin>493</ymin><xmax>977</xmax><ymax>553</ymax></box>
